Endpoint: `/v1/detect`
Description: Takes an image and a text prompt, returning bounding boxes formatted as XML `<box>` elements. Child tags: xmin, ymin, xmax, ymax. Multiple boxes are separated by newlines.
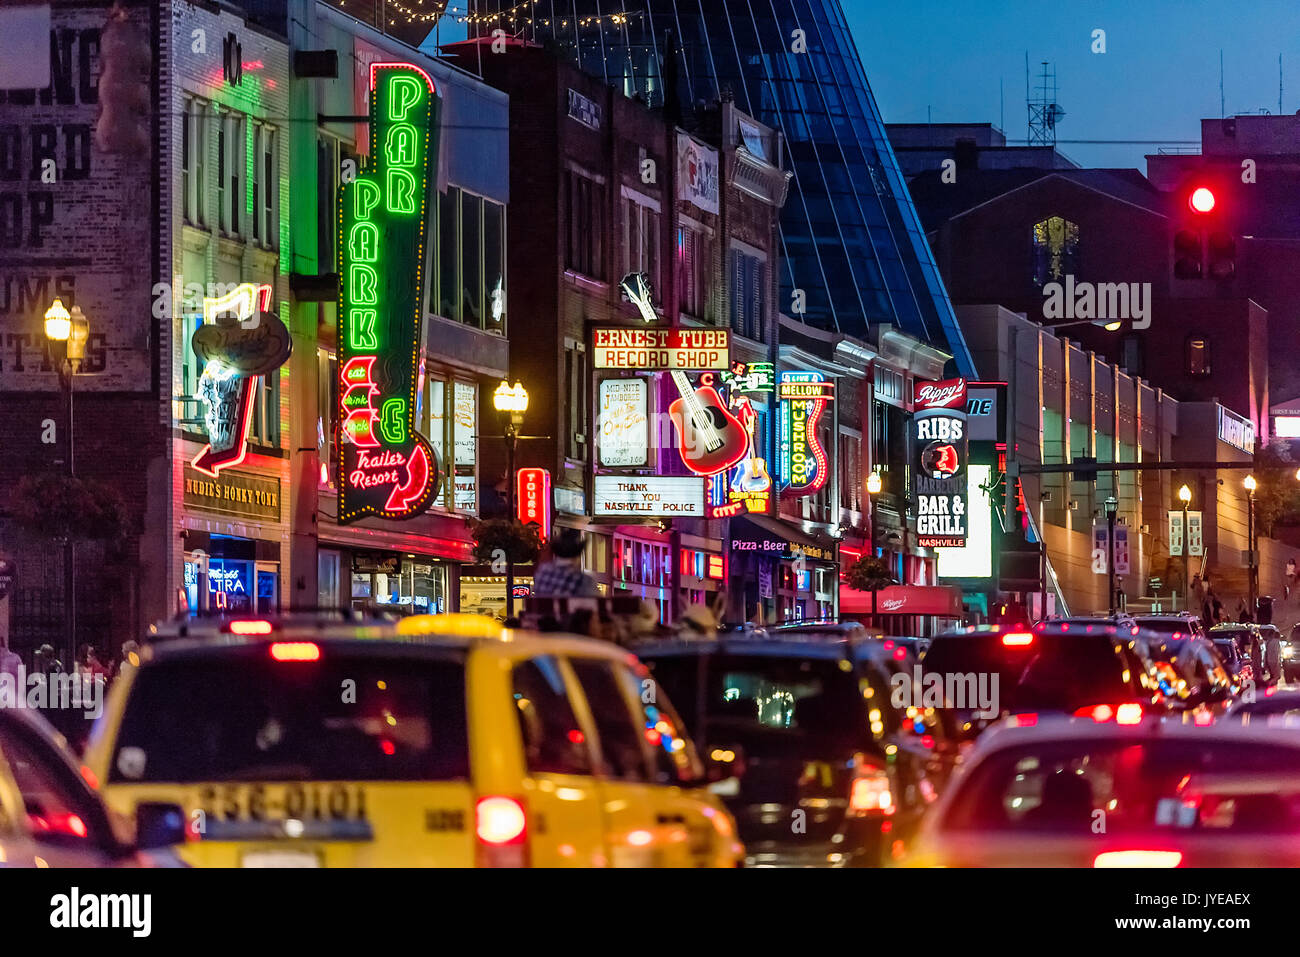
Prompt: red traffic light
<box><xmin>1188</xmin><ymin>186</ymin><xmax>1216</xmax><ymax>213</ymax></box>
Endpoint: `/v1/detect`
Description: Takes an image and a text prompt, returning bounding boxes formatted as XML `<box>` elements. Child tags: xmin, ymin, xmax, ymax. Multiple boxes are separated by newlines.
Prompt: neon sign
<box><xmin>191</xmin><ymin>283</ymin><xmax>292</xmax><ymax>477</ymax></box>
<box><xmin>778</xmin><ymin>371</ymin><xmax>833</xmax><ymax>498</ymax></box>
<box><xmin>516</xmin><ymin>467</ymin><xmax>551</xmax><ymax>539</ymax></box>
<box><xmin>913</xmin><ymin>382</ymin><xmax>968</xmax><ymax>547</ymax></box>
<box><xmin>705</xmin><ymin>370</ymin><xmax>772</xmax><ymax>517</ymax></box>
<box><xmin>337</xmin><ymin>63</ymin><xmax>441</xmax><ymax>523</ymax></box>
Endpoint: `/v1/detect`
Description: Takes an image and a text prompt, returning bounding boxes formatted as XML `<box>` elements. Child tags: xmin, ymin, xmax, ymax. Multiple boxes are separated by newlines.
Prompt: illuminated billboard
<box><xmin>337</xmin><ymin>63</ymin><xmax>441</xmax><ymax>523</ymax></box>
<box><xmin>936</xmin><ymin>465</ymin><xmax>992</xmax><ymax>578</ymax></box>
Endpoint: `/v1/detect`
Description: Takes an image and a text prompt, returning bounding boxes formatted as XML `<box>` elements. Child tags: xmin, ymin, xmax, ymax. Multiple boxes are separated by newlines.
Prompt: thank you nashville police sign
<box><xmin>913</xmin><ymin>378</ymin><xmax>968</xmax><ymax>548</ymax></box>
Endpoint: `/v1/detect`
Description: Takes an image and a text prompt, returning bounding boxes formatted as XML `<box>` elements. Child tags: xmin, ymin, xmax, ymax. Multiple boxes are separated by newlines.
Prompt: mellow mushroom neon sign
<box><xmin>337</xmin><ymin>63</ymin><xmax>441</xmax><ymax>523</ymax></box>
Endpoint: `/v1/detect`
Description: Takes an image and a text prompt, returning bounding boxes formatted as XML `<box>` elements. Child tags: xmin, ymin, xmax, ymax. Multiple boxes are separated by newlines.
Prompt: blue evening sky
<box><xmin>844</xmin><ymin>0</ymin><xmax>1300</xmax><ymax>170</ymax></box>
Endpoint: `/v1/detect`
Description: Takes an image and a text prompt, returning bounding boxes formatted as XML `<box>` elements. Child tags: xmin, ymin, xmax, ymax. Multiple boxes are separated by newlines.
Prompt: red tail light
<box><xmin>848</xmin><ymin>760</ymin><xmax>895</xmax><ymax>816</ymax></box>
<box><xmin>1094</xmin><ymin>849</ymin><xmax>1182</xmax><ymax>868</ymax></box>
<box><xmin>230</xmin><ymin>619</ymin><xmax>274</xmax><ymax>635</ymax></box>
<box><xmin>476</xmin><ymin>796</ymin><xmax>529</xmax><ymax>867</ymax></box>
<box><xmin>1009</xmin><ymin>713</ymin><xmax>1038</xmax><ymax>727</ymax></box>
<box><xmin>1074</xmin><ymin>704</ymin><xmax>1115</xmax><ymax>722</ymax></box>
<box><xmin>270</xmin><ymin>641</ymin><xmax>320</xmax><ymax>662</ymax></box>
<box><xmin>1002</xmin><ymin>632</ymin><xmax>1034</xmax><ymax>647</ymax></box>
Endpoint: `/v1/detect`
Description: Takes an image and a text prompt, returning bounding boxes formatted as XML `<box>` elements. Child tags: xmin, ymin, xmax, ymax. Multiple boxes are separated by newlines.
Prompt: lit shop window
<box><xmin>419</xmin><ymin>375</ymin><xmax>478</xmax><ymax>514</ymax></box>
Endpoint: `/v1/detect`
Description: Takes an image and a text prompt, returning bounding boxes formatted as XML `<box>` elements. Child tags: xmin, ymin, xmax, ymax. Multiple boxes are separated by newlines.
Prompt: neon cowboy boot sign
<box><xmin>191</xmin><ymin>283</ymin><xmax>292</xmax><ymax>477</ymax></box>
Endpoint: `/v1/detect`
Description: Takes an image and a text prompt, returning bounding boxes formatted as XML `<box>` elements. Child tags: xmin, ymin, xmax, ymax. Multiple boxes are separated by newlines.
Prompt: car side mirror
<box><xmin>135</xmin><ymin>802</ymin><xmax>186</xmax><ymax>850</ymax></box>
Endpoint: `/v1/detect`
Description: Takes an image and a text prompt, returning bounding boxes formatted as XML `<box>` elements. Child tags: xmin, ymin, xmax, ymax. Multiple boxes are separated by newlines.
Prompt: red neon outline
<box><xmin>191</xmin><ymin>375</ymin><xmax>256</xmax><ymax>478</ymax></box>
<box><xmin>369</xmin><ymin>61</ymin><xmax>437</xmax><ymax>96</ymax></box>
<box><xmin>383</xmin><ymin>443</ymin><xmax>431</xmax><ymax>512</ymax></box>
<box><xmin>516</xmin><ymin>467</ymin><xmax>551</xmax><ymax>538</ymax></box>
<box><xmin>670</xmin><ymin>383</ymin><xmax>748</xmax><ymax>477</ymax></box>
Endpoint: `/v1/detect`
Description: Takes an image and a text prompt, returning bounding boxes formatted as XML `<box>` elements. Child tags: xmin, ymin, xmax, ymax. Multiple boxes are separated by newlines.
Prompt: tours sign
<box><xmin>913</xmin><ymin>378</ymin><xmax>968</xmax><ymax>548</ymax></box>
<box><xmin>337</xmin><ymin>63</ymin><xmax>441</xmax><ymax>523</ymax></box>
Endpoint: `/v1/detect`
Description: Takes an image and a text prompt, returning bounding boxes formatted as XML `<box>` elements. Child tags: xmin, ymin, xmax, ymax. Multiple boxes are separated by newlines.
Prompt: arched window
<box><xmin>1032</xmin><ymin>216</ymin><xmax>1079</xmax><ymax>286</ymax></box>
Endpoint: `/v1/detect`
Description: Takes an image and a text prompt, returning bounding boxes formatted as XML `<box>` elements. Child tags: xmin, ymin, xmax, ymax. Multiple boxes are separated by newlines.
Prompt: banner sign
<box><xmin>516</xmin><ymin>467</ymin><xmax>551</xmax><ymax>539</ymax></box>
<box><xmin>191</xmin><ymin>283</ymin><xmax>291</xmax><ymax>476</ymax></box>
<box><xmin>1217</xmin><ymin>406</ymin><xmax>1255</xmax><ymax>454</ymax></box>
<box><xmin>598</xmin><ymin>377</ymin><xmax>648</xmax><ymax>467</ymax></box>
<box><xmin>592</xmin><ymin>327</ymin><xmax>728</xmax><ymax>370</ymax></box>
<box><xmin>778</xmin><ymin>371</ymin><xmax>833</xmax><ymax>498</ymax></box>
<box><xmin>1188</xmin><ymin>511</ymin><xmax>1204</xmax><ymax>556</ymax></box>
<box><xmin>1114</xmin><ymin>525</ymin><xmax>1130</xmax><ymax>574</ymax></box>
<box><xmin>1092</xmin><ymin>526</ymin><xmax>1108</xmax><ymax>574</ymax></box>
<box><xmin>593</xmin><ymin>475</ymin><xmax>704</xmax><ymax>517</ymax></box>
<box><xmin>913</xmin><ymin>380</ymin><xmax>968</xmax><ymax>547</ymax></box>
<box><xmin>183</xmin><ymin>466</ymin><xmax>282</xmax><ymax>522</ymax></box>
<box><xmin>676</xmin><ymin>133</ymin><xmax>719</xmax><ymax>214</ymax></box>
<box><xmin>1169</xmin><ymin>511</ymin><xmax>1184</xmax><ymax>557</ymax></box>
<box><xmin>337</xmin><ymin>63</ymin><xmax>441</xmax><ymax>523</ymax></box>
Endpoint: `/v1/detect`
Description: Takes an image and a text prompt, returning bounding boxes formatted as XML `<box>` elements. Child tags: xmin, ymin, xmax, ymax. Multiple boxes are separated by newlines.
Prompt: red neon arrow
<box><xmin>384</xmin><ymin>443</ymin><xmax>430</xmax><ymax>512</ymax></box>
<box><xmin>191</xmin><ymin>378</ymin><xmax>255</xmax><ymax>477</ymax></box>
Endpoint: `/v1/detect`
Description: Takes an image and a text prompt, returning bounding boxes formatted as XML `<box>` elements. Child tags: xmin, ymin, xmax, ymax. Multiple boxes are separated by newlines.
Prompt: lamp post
<box><xmin>1245</xmin><ymin>474</ymin><xmax>1257</xmax><ymax>620</ymax></box>
<box><xmin>1104</xmin><ymin>496</ymin><xmax>1119</xmax><ymax>616</ymax></box>
<box><xmin>866</xmin><ymin>469</ymin><xmax>882</xmax><ymax>629</ymax></box>
<box><xmin>1178</xmin><ymin>483</ymin><xmax>1191</xmax><ymax>612</ymax></box>
<box><xmin>44</xmin><ymin>298</ymin><xmax>89</xmax><ymax>667</ymax></box>
<box><xmin>493</xmin><ymin>380</ymin><xmax>529</xmax><ymax>619</ymax></box>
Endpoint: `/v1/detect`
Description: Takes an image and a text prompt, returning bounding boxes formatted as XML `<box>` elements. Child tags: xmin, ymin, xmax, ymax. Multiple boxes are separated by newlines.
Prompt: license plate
<box><xmin>241</xmin><ymin>850</ymin><xmax>321</xmax><ymax>868</ymax></box>
<box><xmin>198</xmin><ymin>783</ymin><xmax>368</xmax><ymax>823</ymax></box>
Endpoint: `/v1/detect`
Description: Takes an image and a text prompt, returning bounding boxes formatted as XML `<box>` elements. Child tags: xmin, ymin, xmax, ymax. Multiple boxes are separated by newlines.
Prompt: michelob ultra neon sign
<box><xmin>337</xmin><ymin>63</ymin><xmax>441</xmax><ymax>523</ymax></box>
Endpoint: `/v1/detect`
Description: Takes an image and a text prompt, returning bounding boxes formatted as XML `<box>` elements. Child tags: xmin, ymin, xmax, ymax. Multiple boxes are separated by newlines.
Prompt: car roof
<box><xmin>631</xmin><ymin>635</ymin><xmax>865</xmax><ymax>659</ymax></box>
<box><xmin>971</xmin><ymin>713</ymin><xmax>1300</xmax><ymax>759</ymax></box>
<box><xmin>138</xmin><ymin>629</ymin><xmax>636</xmax><ymax>666</ymax></box>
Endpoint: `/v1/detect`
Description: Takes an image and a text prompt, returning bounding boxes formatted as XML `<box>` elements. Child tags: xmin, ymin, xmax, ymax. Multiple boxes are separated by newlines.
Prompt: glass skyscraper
<box><xmin>477</xmin><ymin>0</ymin><xmax>973</xmax><ymax>373</ymax></box>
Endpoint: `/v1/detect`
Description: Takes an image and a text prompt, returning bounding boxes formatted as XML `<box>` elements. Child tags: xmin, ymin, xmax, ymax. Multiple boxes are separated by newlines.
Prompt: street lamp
<box><xmin>493</xmin><ymin>380</ymin><xmax>529</xmax><ymax>618</ymax></box>
<box><xmin>1245</xmin><ymin>474</ymin><xmax>1257</xmax><ymax>620</ymax></box>
<box><xmin>44</xmin><ymin>298</ymin><xmax>90</xmax><ymax>667</ymax></box>
<box><xmin>1104</xmin><ymin>496</ymin><xmax>1119</xmax><ymax>616</ymax></box>
<box><xmin>865</xmin><ymin>469</ymin><xmax>884</xmax><ymax>629</ymax></box>
<box><xmin>1178</xmin><ymin>484</ymin><xmax>1191</xmax><ymax>612</ymax></box>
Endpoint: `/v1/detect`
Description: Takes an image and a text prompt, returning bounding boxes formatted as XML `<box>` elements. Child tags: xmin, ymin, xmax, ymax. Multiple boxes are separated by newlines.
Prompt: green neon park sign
<box><xmin>337</xmin><ymin>62</ymin><xmax>440</xmax><ymax>523</ymax></box>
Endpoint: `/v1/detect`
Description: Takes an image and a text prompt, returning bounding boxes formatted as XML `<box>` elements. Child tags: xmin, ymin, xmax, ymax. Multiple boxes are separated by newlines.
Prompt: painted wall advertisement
<box><xmin>676</xmin><ymin>133</ymin><xmax>719</xmax><ymax>215</ymax></box>
<box><xmin>0</xmin><ymin>4</ymin><xmax>154</xmax><ymax>391</ymax></box>
<box><xmin>913</xmin><ymin>378</ymin><xmax>968</xmax><ymax>548</ymax></box>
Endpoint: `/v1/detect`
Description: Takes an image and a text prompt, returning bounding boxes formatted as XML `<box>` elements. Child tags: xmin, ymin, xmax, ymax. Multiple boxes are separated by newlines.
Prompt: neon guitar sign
<box><xmin>337</xmin><ymin>63</ymin><xmax>440</xmax><ymax>523</ymax></box>
<box><xmin>667</xmin><ymin>370</ymin><xmax>749</xmax><ymax>476</ymax></box>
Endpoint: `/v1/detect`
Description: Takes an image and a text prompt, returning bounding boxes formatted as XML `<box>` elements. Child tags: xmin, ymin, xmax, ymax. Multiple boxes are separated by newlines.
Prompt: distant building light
<box><xmin>1276</xmin><ymin>416</ymin><xmax>1300</xmax><ymax>438</ymax></box>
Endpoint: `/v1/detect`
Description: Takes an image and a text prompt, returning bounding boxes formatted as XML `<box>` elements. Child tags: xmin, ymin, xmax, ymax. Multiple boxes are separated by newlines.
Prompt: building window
<box><xmin>565</xmin><ymin>340</ymin><xmax>588</xmax><ymax>461</ymax></box>
<box><xmin>453</xmin><ymin>380</ymin><xmax>477</xmax><ymax>513</ymax></box>
<box><xmin>437</xmin><ymin>186</ymin><xmax>460</xmax><ymax>322</ymax></box>
<box><xmin>729</xmin><ymin>247</ymin><xmax>766</xmax><ymax>341</ymax></box>
<box><xmin>484</xmin><ymin>199</ymin><xmax>506</xmax><ymax>333</ymax></box>
<box><xmin>248</xmin><ymin>366</ymin><xmax>280</xmax><ymax>448</ymax></box>
<box><xmin>1186</xmin><ymin>336</ymin><xmax>1211</xmax><ymax>377</ymax></box>
<box><xmin>418</xmin><ymin>373</ymin><xmax>477</xmax><ymax>515</ymax></box>
<box><xmin>622</xmin><ymin>194</ymin><xmax>660</xmax><ymax>299</ymax></box>
<box><xmin>1119</xmin><ymin>334</ymin><xmax>1143</xmax><ymax>376</ymax></box>
<box><xmin>216</xmin><ymin>110</ymin><xmax>245</xmax><ymax>237</ymax></box>
<box><xmin>839</xmin><ymin>430</ymin><xmax>860</xmax><ymax>513</ymax></box>
<box><xmin>181</xmin><ymin>97</ymin><xmax>206</xmax><ymax>226</ymax></box>
<box><xmin>317</xmin><ymin>348</ymin><xmax>337</xmax><ymax>488</ymax></box>
<box><xmin>565</xmin><ymin>169</ymin><xmax>605</xmax><ymax>279</ymax></box>
<box><xmin>251</xmin><ymin>123</ymin><xmax>279</xmax><ymax>249</ymax></box>
<box><xmin>677</xmin><ymin>223</ymin><xmax>712</xmax><ymax>319</ymax></box>
<box><xmin>1032</xmin><ymin>215</ymin><xmax>1078</xmax><ymax>287</ymax></box>
<box><xmin>430</xmin><ymin>187</ymin><xmax>506</xmax><ymax>333</ymax></box>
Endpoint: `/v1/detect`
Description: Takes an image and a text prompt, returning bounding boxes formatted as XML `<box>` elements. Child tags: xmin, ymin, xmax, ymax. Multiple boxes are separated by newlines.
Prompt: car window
<box><xmin>0</xmin><ymin>721</ymin><xmax>107</xmax><ymax>849</ymax></box>
<box><xmin>112</xmin><ymin>654</ymin><xmax>469</xmax><ymax>783</ymax></box>
<box><xmin>617</xmin><ymin>661</ymin><xmax>702</xmax><ymax>786</ymax></box>
<box><xmin>945</xmin><ymin>738</ymin><xmax>1300</xmax><ymax>833</ymax></box>
<box><xmin>568</xmin><ymin>659</ymin><xmax>651</xmax><ymax>782</ymax></box>
<box><xmin>511</xmin><ymin>656</ymin><xmax>593</xmax><ymax>776</ymax></box>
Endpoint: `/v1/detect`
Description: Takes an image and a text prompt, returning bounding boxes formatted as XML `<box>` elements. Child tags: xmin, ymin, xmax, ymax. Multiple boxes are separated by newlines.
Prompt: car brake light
<box><xmin>476</xmin><ymin>796</ymin><xmax>529</xmax><ymax>868</ymax></box>
<box><xmin>1093</xmin><ymin>850</ymin><xmax>1182</xmax><ymax>868</ymax></box>
<box><xmin>1194</xmin><ymin>710</ymin><xmax>1213</xmax><ymax>726</ymax></box>
<box><xmin>1074</xmin><ymin>704</ymin><xmax>1115</xmax><ymax>722</ymax></box>
<box><xmin>1002</xmin><ymin>632</ymin><xmax>1034</xmax><ymax>646</ymax></box>
<box><xmin>1009</xmin><ymin>713</ymin><xmax>1038</xmax><ymax>727</ymax></box>
<box><xmin>230</xmin><ymin>619</ymin><xmax>274</xmax><ymax>635</ymax></box>
<box><xmin>848</xmin><ymin>767</ymin><xmax>895</xmax><ymax>816</ymax></box>
<box><xmin>269</xmin><ymin>641</ymin><xmax>320</xmax><ymax>662</ymax></box>
<box><xmin>1116</xmin><ymin>703</ymin><xmax>1143</xmax><ymax>725</ymax></box>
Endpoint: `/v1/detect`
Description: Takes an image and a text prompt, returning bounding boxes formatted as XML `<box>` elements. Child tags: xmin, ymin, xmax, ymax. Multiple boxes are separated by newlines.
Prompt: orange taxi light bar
<box><xmin>270</xmin><ymin>641</ymin><xmax>321</xmax><ymax>662</ymax></box>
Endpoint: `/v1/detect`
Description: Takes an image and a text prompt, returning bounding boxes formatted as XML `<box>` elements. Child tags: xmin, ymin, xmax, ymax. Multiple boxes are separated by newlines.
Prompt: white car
<box><xmin>905</xmin><ymin>715</ymin><xmax>1300</xmax><ymax>867</ymax></box>
<box><xmin>0</xmin><ymin>708</ymin><xmax>184</xmax><ymax>867</ymax></box>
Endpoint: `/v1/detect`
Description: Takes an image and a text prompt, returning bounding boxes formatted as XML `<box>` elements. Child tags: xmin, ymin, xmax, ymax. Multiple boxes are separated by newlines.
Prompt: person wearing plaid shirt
<box><xmin>532</xmin><ymin>528</ymin><xmax>600</xmax><ymax>598</ymax></box>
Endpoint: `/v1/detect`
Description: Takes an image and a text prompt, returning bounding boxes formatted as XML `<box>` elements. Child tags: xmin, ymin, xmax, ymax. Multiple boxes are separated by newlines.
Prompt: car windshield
<box><xmin>1212</xmin><ymin>639</ymin><xmax>1240</xmax><ymax>663</ymax></box>
<box><xmin>922</xmin><ymin>633</ymin><xmax>1139</xmax><ymax>713</ymax></box>
<box><xmin>639</xmin><ymin>653</ymin><xmax>867</xmax><ymax>758</ymax></box>
<box><xmin>109</xmin><ymin>654</ymin><xmax>469</xmax><ymax>783</ymax></box>
<box><xmin>946</xmin><ymin>737</ymin><xmax>1300</xmax><ymax>834</ymax></box>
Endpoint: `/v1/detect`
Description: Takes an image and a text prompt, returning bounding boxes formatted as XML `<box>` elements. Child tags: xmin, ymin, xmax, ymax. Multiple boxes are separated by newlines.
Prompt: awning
<box><xmin>840</xmin><ymin>584</ymin><xmax>965</xmax><ymax>618</ymax></box>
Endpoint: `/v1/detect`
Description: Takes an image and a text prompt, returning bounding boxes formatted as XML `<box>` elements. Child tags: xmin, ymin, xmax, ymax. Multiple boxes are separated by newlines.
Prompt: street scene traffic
<box><xmin>1</xmin><ymin>0</ymin><xmax>1300</xmax><ymax>904</ymax></box>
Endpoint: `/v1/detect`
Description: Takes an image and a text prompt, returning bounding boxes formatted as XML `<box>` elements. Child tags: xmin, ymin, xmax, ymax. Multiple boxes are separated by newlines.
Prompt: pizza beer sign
<box><xmin>913</xmin><ymin>378</ymin><xmax>968</xmax><ymax>548</ymax></box>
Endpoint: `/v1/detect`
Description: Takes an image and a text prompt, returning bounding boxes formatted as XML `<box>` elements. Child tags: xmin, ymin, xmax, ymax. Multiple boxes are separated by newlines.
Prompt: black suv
<box><xmin>631</xmin><ymin>632</ymin><xmax>956</xmax><ymax>867</ymax></box>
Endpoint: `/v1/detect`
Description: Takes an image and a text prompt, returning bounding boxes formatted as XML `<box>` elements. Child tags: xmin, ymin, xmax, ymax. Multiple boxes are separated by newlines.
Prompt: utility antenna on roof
<box><xmin>1027</xmin><ymin>60</ymin><xmax>1065</xmax><ymax>146</ymax></box>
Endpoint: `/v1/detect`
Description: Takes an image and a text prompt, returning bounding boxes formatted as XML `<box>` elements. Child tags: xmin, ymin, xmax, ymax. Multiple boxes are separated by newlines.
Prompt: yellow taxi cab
<box><xmin>82</xmin><ymin>613</ymin><xmax>744</xmax><ymax>867</ymax></box>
